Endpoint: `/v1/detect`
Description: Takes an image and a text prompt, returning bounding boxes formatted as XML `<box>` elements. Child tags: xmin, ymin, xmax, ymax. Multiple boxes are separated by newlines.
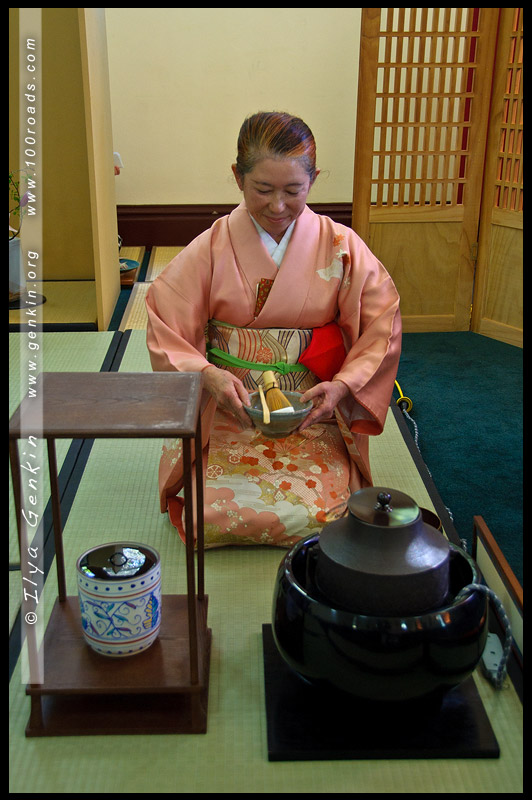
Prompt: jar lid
<box><xmin>77</xmin><ymin>542</ymin><xmax>159</xmax><ymax>580</ymax></box>
<box><xmin>347</xmin><ymin>487</ymin><xmax>420</xmax><ymax>528</ymax></box>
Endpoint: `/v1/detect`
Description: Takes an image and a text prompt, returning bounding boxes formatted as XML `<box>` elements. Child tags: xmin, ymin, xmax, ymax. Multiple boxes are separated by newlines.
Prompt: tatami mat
<box><xmin>145</xmin><ymin>245</ymin><xmax>185</xmax><ymax>281</ymax></box>
<box><xmin>119</xmin><ymin>282</ymin><xmax>150</xmax><ymax>331</ymax></box>
<box><xmin>9</xmin><ymin>332</ymin><xmax>118</xmax><ymax>414</ymax></box>
<box><xmin>9</xmin><ymin>428</ymin><xmax>524</xmax><ymax>792</ymax></box>
<box><xmin>8</xmin><ymin>314</ymin><xmax>523</xmax><ymax>792</ymax></box>
<box><xmin>9</xmin><ymin>281</ymin><xmax>98</xmax><ymax>330</ymax></box>
<box><xmin>118</xmin><ymin>329</ymin><xmax>153</xmax><ymax>371</ymax></box>
<box><xmin>119</xmin><ymin>245</ymin><xmax>145</xmax><ymax>265</ymax></box>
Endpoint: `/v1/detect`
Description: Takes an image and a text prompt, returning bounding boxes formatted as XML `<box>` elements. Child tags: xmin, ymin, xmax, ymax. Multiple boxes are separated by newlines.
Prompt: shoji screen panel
<box><xmin>472</xmin><ymin>8</ymin><xmax>523</xmax><ymax>346</ymax></box>
<box><xmin>353</xmin><ymin>8</ymin><xmax>499</xmax><ymax>332</ymax></box>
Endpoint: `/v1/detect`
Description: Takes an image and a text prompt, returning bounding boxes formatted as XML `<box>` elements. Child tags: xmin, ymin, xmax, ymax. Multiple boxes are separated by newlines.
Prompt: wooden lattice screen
<box><xmin>494</xmin><ymin>7</ymin><xmax>523</xmax><ymax>214</ymax></box>
<box><xmin>367</xmin><ymin>7</ymin><xmax>486</xmax><ymax>212</ymax></box>
<box><xmin>352</xmin><ymin>8</ymin><xmax>509</xmax><ymax>334</ymax></box>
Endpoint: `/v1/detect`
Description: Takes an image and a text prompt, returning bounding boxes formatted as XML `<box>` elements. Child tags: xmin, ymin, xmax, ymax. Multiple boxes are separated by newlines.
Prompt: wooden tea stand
<box><xmin>9</xmin><ymin>372</ymin><xmax>211</xmax><ymax>736</ymax></box>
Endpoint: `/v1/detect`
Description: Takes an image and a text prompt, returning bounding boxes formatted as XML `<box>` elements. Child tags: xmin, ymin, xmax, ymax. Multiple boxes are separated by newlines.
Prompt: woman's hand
<box><xmin>202</xmin><ymin>365</ymin><xmax>252</xmax><ymax>428</ymax></box>
<box><xmin>298</xmin><ymin>379</ymin><xmax>350</xmax><ymax>432</ymax></box>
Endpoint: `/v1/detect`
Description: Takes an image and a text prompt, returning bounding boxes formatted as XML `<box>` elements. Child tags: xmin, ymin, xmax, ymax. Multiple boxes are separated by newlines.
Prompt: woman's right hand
<box><xmin>202</xmin><ymin>365</ymin><xmax>252</xmax><ymax>428</ymax></box>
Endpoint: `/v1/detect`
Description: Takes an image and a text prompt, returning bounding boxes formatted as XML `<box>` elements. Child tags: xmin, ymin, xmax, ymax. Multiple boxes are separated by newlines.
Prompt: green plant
<box><xmin>9</xmin><ymin>170</ymin><xmax>31</xmax><ymax>240</ymax></box>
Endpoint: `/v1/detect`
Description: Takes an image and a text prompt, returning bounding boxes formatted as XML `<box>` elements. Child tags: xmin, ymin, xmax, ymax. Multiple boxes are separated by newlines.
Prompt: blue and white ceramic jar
<box><xmin>77</xmin><ymin>542</ymin><xmax>161</xmax><ymax>657</ymax></box>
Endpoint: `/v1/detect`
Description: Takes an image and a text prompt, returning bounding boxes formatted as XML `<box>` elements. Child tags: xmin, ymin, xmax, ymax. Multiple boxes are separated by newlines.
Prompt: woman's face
<box><xmin>232</xmin><ymin>157</ymin><xmax>317</xmax><ymax>243</ymax></box>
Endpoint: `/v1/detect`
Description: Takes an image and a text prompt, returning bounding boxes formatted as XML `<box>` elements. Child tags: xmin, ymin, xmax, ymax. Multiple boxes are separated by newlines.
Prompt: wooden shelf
<box><xmin>10</xmin><ymin>371</ymin><xmax>210</xmax><ymax>737</ymax></box>
<box><xmin>26</xmin><ymin>596</ymin><xmax>211</xmax><ymax>736</ymax></box>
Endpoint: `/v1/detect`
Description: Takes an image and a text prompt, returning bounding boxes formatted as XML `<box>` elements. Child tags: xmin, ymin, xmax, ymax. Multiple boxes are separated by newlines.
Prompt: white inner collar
<box><xmin>249</xmin><ymin>216</ymin><xmax>296</xmax><ymax>268</ymax></box>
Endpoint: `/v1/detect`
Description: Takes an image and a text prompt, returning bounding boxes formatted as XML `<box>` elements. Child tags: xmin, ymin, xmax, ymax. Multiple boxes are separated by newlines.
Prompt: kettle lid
<box><xmin>316</xmin><ymin>487</ymin><xmax>451</xmax><ymax>615</ymax></box>
<box><xmin>348</xmin><ymin>486</ymin><xmax>420</xmax><ymax>528</ymax></box>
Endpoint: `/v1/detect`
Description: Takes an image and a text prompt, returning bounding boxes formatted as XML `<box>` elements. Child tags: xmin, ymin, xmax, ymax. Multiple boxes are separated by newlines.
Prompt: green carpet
<box><xmin>395</xmin><ymin>332</ymin><xmax>522</xmax><ymax>586</ymax></box>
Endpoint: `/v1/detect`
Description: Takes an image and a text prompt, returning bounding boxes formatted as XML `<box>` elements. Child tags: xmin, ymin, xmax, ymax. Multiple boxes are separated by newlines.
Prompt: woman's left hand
<box><xmin>298</xmin><ymin>379</ymin><xmax>350</xmax><ymax>431</ymax></box>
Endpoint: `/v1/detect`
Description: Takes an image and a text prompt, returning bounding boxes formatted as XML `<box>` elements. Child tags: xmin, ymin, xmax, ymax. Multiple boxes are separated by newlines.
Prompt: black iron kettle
<box><xmin>315</xmin><ymin>487</ymin><xmax>451</xmax><ymax>616</ymax></box>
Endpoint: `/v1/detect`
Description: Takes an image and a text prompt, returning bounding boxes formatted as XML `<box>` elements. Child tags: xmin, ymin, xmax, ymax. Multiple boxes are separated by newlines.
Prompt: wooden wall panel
<box><xmin>78</xmin><ymin>9</ymin><xmax>120</xmax><ymax>331</ymax></box>
<box><xmin>477</xmin><ymin>224</ymin><xmax>522</xmax><ymax>345</ymax></box>
<box><xmin>472</xmin><ymin>8</ymin><xmax>523</xmax><ymax>346</ymax></box>
<box><xmin>369</xmin><ymin>220</ymin><xmax>462</xmax><ymax>329</ymax></box>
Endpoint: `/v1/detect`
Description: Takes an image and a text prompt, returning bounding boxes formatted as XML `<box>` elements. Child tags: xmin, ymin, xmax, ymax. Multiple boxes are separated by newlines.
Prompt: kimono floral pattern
<box><xmin>317</xmin><ymin>233</ymin><xmax>350</xmax><ymax>283</ymax></box>
<box><xmin>164</xmin><ymin>410</ymin><xmax>351</xmax><ymax>548</ymax></box>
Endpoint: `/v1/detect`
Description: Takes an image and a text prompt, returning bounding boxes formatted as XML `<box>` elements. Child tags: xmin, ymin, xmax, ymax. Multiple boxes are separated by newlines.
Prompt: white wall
<box><xmin>105</xmin><ymin>8</ymin><xmax>361</xmax><ymax>206</ymax></box>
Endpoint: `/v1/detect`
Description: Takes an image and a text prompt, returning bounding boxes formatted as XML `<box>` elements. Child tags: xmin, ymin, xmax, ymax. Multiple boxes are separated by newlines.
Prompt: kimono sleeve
<box><xmin>334</xmin><ymin>234</ymin><xmax>402</xmax><ymax>435</ymax></box>
<box><xmin>145</xmin><ymin>239</ymin><xmax>213</xmax><ymax>374</ymax></box>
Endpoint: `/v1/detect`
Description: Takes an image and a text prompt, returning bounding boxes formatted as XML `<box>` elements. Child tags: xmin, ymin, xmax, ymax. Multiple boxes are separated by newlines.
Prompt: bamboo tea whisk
<box><xmin>262</xmin><ymin>371</ymin><xmax>293</xmax><ymax>412</ymax></box>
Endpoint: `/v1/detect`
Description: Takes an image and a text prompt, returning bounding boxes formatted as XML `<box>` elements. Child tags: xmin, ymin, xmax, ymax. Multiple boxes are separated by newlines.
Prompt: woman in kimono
<box><xmin>146</xmin><ymin>112</ymin><xmax>401</xmax><ymax>547</ymax></box>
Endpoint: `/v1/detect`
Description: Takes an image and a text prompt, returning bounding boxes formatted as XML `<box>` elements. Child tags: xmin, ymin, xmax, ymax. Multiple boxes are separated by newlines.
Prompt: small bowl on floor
<box><xmin>119</xmin><ymin>258</ymin><xmax>139</xmax><ymax>272</ymax></box>
<box><xmin>244</xmin><ymin>391</ymin><xmax>312</xmax><ymax>437</ymax></box>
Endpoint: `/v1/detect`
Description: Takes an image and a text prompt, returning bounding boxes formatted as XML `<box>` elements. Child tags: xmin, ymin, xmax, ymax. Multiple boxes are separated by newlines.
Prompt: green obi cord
<box><xmin>206</xmin><ymin>320</ymin><xmax>318</xmax><ymax>392</ymax></box>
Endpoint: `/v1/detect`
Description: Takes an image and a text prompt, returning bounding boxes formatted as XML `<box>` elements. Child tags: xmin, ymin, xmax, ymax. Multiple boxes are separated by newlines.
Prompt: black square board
<box><xmin>262</xmin><ymin>624</ymin><xmax>499</xmax><ymax>761</ymax></box>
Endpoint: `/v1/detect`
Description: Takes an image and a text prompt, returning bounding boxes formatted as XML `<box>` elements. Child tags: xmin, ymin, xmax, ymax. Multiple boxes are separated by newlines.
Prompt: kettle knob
<box><xmin>375</xmin><ymin>491</ymin><xmax>392</xmax><ymax>511</ymax></box>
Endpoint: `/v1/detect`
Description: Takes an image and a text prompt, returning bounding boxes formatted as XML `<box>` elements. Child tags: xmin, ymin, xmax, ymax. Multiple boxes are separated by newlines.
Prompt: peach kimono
<box><xmin>146</xmin><ymin>203</ymin><xmax>401</xmax><ymax>547</ymax></box>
